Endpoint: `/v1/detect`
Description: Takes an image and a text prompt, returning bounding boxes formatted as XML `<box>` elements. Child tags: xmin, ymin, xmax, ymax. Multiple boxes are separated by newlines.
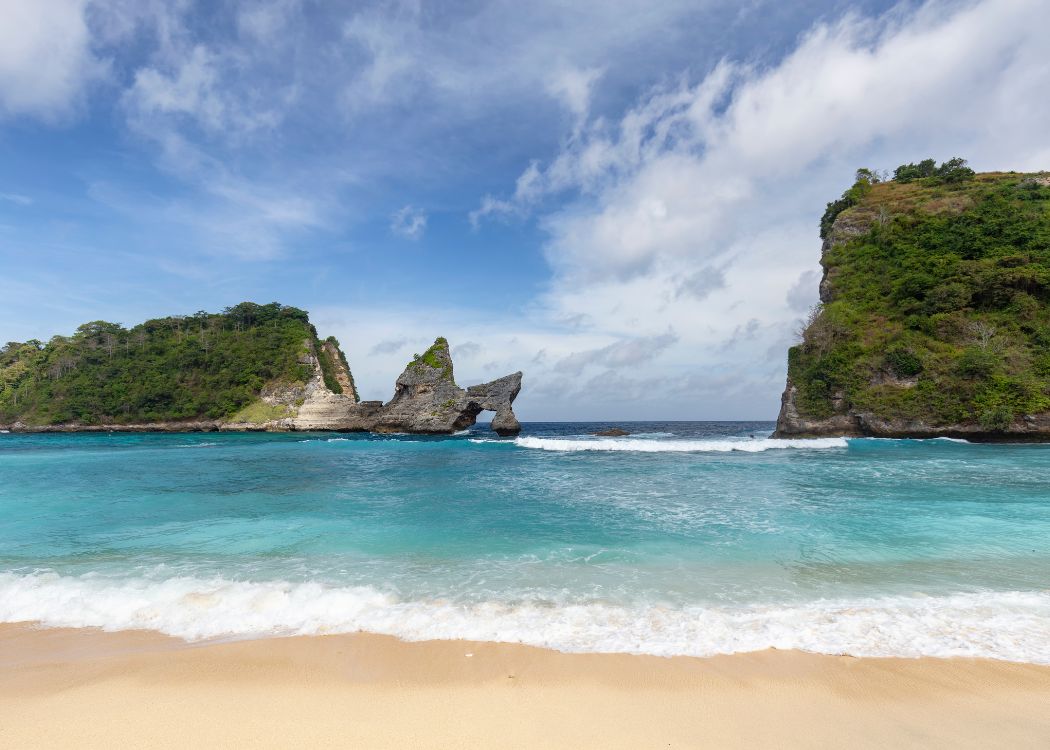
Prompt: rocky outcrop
<box><xmin>283</xmin><ymin>342</ymin><xmax>359</xmax><ymax>430</ymax></box>
<box><xmin>465</xmin><ymin>373</ymin><xmax>522</xmax><ymax>436</ymax></box>
<box><xmin>349</xmin><ymin>338</ymin><xmax>522</xmax><ymax>435</ymax></box>
<box><xmin>278</xmin><ymin>336</ymin><xmax>522</xmax><ymax>435</ymax></box>
<box><xmin>321</xmin><ymin>339</ymin><xmax>359</xmax><ymax>399</ymax></box>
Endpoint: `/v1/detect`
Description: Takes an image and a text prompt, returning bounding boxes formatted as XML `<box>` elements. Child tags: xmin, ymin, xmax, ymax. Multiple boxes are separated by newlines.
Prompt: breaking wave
<box><xmin>0</xmin><ymin>572</ymin><xmax>1047</xmax><ymax>662</ymax></box>
<box><xmin>511</xmin><ymin>436</ymin><xmax>849</xmax><ymax>453</ymax></box>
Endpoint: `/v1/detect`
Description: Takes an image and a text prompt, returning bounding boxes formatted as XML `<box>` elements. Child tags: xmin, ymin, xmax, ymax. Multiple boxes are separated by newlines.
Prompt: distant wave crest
<box><xmin>510</xmin><ymin>436</ymin><xmax>849</xmax><ymax>453</ymax></box>
<box><xmin>1</xmin><ymin>572</ymin><xmax>1046</xmax><ymax>662</ymax></box>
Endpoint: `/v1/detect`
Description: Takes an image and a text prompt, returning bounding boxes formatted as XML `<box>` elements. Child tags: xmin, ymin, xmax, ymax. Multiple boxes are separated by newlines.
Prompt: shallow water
<box><xmin>1</xmin><ymin>422</ymin><xmax>1048</xmax><ymax>661</ymax></box>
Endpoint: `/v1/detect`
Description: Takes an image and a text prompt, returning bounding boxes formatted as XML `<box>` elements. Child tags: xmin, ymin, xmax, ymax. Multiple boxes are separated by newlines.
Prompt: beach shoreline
<box><xmin>2</xmin><ymin>623</ymin><xmax>1049</xmax><ymax>749</ymax></box>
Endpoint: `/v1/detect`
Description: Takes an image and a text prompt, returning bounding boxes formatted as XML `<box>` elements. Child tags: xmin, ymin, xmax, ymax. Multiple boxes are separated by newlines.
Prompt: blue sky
<box><xmin>2</xmin><ymin>0</ymin><xmax>1048</xmax><ymax>420</ymax></box>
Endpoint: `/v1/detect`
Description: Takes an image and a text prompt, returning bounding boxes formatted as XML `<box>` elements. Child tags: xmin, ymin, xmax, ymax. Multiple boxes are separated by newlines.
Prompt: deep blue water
<box><xmin>1</xmin><ymin>422</ymin><xmax>1048</xmax><ymax>660</ymax></box>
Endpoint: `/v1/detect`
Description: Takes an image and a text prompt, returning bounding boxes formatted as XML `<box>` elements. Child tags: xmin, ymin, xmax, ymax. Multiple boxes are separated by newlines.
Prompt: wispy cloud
<box><xmin>369</xmin><ymin>338</ymin><xmax>409</xmax><ymax>355</ymax></box>
<box><xmin>390</xmin><ymin>205</ymin><xmax>427</xmax><ymax>239</ymax></box>
<box><xmin>553</xmin><ymin>331</ymin><xmax>678</xmax><ymax>376</ymax></box>
<box><xmin>0</xmin><ymin>193</ymin><xmax>32</xmax><ymax>206</ymax></box>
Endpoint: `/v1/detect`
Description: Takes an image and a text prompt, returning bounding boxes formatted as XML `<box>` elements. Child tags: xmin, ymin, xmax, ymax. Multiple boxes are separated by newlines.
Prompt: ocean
<box><xmin>1</xmin><ymin>422</ymin><xmax>1048</xmax><ymax>662</ymax></box>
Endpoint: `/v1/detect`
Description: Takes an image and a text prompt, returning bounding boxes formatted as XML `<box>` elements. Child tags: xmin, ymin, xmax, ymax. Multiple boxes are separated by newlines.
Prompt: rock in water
<box><xmin>593</xmin><ymin>428</ymin><xmax>629</xmax><ymax>437</ymax></box>
<box><xmin>339</xmin><ymin>337</ymin><xmax>522</xmax><ymax>436</ymax></box>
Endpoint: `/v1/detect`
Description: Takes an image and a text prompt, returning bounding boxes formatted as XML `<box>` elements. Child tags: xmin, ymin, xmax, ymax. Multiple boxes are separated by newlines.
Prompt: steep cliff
<box><xmin>775</xmin><ymin>164</ymin><xmax>1050</xmax><ymax>440</ymax></box>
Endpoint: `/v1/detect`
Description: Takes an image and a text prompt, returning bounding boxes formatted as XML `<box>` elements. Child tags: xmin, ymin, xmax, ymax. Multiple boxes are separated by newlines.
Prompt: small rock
<box><xmin>593</xmin><ymin>428</ymin><xmax>629</xmax><ymax>437</ymax></box>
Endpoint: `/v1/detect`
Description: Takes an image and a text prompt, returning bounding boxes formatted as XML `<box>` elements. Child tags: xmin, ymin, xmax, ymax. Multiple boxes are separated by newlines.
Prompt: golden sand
<box><xmin>2</xmin><ymin>623</ymin><xmax>1049</xmax><ymax>749</ymax></box>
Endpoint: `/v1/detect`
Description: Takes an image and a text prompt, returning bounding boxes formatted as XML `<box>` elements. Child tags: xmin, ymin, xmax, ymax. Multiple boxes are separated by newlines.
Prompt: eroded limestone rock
<box><xmin>286</xmin><ymin>337</ymin><xmax>522</xmax><ymax>436</ymax></box>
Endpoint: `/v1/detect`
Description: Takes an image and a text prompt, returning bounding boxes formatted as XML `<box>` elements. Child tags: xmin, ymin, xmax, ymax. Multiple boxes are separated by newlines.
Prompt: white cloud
<box><xmin>128</xmin><ymin>46</ymin><xmax>225</xmax><ymax>130</ymax></box>
<box><xmin>109</xmin><ymin>6</ymin><xmax>323</xmax><ymax>261</ymax></box>
<box><xmin>125</xmin><ymin>44</ymin><xmax>281</xmax><ymax>136</ymax></box>
<box><xmin>341</xmin><ymin>2</ymin><xmax>423</xmax><ymax>113</ymax></box>
<box><xmin>470</xmin><ymin>162</ymin><xmax>543</xmax><ymax>226</ymax></box>
<box><xmin>0</xmin><ymin>0</ymin><xmax>106</xmax><ymax>121</ymax></box>
<box><xmin>238</xmin><ymin>0</ymin><xmax>302</xmax><ymax>42</ymax></box>
<box><xmin>546</xmin><ymin>66</ymin><xmax>604</xmax><ymax>123</ymax></box>
<box><xmin>390</xmin><ymin>205</ymin><xmax>427</xmax><ymax>239</ymax></box>
<box><xmin>0</xmin><ymin>193</ymin><xmax>32</xmax><ymax>206</ymax></box>
<box><xmin>786</xmin><ymin>270</ymin><xmax>820</xmax><ymax>312</ymax></box>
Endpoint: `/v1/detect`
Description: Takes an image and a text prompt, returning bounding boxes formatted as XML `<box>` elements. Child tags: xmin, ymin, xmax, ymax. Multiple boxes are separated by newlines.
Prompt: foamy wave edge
<box><xmin>1</xmin><ymin>572</ymin><xmax>1047</xmax><ymax>663</ymax></box>
<box><xmin>507</xmin><ymin>436</ymin><xmax>849</xmax><ymax>453</ymax></box>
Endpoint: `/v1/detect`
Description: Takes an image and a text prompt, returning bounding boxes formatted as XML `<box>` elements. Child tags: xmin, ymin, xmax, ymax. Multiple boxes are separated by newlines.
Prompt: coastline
<box><xmin>3</xmin><ymin>624</ymin><xmax>1050</xmax><ymax>749</ymax></box>
<box><xmin>9</xmin><ymin>421</ymin><xmax>1050</xmax><ymax>441</ymax></box>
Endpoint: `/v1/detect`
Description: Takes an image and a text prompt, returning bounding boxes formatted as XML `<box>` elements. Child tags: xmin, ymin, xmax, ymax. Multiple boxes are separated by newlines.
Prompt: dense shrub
<box><xmin>893</xmin><ymin>157</ymin><xmax>975</xmax><ymax>184</ymax></box>
<box><xmin>955</xmin><ymin>348</ymin><xmax>999</xmax><ymax>379</ymax></box>
<box><xmin>0</xmin><ymin>302</ymin><xmax>323</xmax><ymax>425</ymax></box>
<box><xmin>885</xmin><ymin>347</ymin><xmax>923</xmax><ymax>378</ymax></box>
<box><xmin>893</xmin><ymin>158</ymin><xmax>937</xmax><ymax>182</ymax></box>
<box><xmin>788</xmin><ymin>168</ymin><xmax>1050</xmax><ymax>427</ymax></box>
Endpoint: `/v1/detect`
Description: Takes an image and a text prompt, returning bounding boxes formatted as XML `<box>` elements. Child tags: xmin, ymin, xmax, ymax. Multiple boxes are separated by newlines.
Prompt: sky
<box><xmin>1</xmin><ymin>0</ymin><xmax>1049</xmax><ymax>421</ymax></box>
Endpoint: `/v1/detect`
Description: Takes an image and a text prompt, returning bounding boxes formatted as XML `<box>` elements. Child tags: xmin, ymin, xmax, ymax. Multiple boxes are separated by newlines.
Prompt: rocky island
<box><xmin>0</xmin><ymin>303</ymin><xmax>521</xmax><ymax>436</ymax></box>
<box><xmin>775</xmin><ymin>161</ymin><xmax>1050</xmax><ymax>441</ymax></box>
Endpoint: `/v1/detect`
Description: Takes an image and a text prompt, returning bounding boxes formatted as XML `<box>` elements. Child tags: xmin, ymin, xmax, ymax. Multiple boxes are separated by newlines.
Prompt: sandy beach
<box><xmin>1</xmin><ymin>624</ymin><xmax>1048</xmax><ymax>749</ymax></box>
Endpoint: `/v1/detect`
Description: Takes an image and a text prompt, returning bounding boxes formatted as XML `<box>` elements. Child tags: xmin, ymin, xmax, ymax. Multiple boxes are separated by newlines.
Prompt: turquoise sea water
<box><xmin>1</xmin><ymin>423</ymin><xmax>1049</xmax><ymax>661</ymax></box>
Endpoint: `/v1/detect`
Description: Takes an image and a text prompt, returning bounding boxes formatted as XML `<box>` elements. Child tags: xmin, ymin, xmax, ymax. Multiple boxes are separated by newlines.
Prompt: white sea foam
<box><xmin>511</xmin><ymin>436</ymin><xmax>848</xmax><ymax>453</ymax></box>
<box><xmin>1</xmin><ymin>572</ymin><xmax>1047</xmax><ymax>662</ymax></box>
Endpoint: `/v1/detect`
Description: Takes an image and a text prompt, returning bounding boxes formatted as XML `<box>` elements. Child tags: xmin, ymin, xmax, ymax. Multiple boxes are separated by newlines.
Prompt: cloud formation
<box><xmin>390</xmin><ymin>205</ymin><xmax>427</xmax><ymax>239</ymax></box>
<box><xmin>0</xmin><ymin>0</ymin><xmax>104</xmax><ymax>121</ymax></box>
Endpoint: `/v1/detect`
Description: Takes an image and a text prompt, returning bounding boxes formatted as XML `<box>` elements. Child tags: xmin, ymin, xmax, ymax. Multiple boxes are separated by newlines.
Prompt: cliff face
<box><xmin>775</xmin><ymin>169</ymin><xmax>1050</xmax><ymax>441</ymax></box>
<box><xmin>1</xmin><ymin>305</ymin><xmax>522</xmax><ymax>436</ymax></box>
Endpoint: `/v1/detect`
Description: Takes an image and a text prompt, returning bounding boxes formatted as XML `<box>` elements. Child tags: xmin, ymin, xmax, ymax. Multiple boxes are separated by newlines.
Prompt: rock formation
<box><xmin>292</xmin><ymin>337</ymin><xmax>522</xmax><ymax>436</ymax></box>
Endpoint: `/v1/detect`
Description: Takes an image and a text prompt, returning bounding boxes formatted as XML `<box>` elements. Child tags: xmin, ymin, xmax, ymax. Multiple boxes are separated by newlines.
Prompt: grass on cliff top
<box><xmin>229</xmin><ymin>400</ymin><xmax>292</xmax><ymax>424</ymax></box>
<box><xmin>409</xmin><ymin>337</ymin><xmax>454</xmax><ymax>381</ymax></box>
<box><xmin>791</xmin><ymin>166</ymin><xmax>1050</xmax><ymax>430</ymax></box>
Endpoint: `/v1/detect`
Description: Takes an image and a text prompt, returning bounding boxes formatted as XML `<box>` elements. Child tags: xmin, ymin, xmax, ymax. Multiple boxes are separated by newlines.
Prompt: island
<box><xmin>0</xmin><ymin>303</ymin><xmax>521</xmax><ymax>436</ymax></box>
<box><xmin>775</xmin><ymin>160</ymin><xmax>1050</xmax><ymax>440</ymax></box>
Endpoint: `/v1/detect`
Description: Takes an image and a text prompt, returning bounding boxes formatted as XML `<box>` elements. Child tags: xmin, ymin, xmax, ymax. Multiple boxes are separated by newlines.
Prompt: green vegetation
<box><xmin>316</xmin><ymin>337</ymin><xmax>344</xmax><ymax>395</ymax></box>
<box><xmin>409</xmin><ymin>337</ymin><xmax>454</xmax><ymax>381</ymax></box>
<box><xmin>820</xmin><ymin>158</ymin><xmax>977</xmax><ymax>239</ymax></box>
<box><xmin>0</xmin><ymin>302</ymin><xmax>319</xmax><ymax>426</ymax></box>
<box><xmin>324</xmin><ymin>336</ymin><xmax>360</xmax><ymax>401</ymax></box>
<box><xmin>229</xmin><ymin>400</ymin><xmax>292</xmax><ymax>424</ymax></box>
<box><xmin>791</xmin><ymin>162</ymin><xmax>1050</xmax><ymax>431</ymax></box>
